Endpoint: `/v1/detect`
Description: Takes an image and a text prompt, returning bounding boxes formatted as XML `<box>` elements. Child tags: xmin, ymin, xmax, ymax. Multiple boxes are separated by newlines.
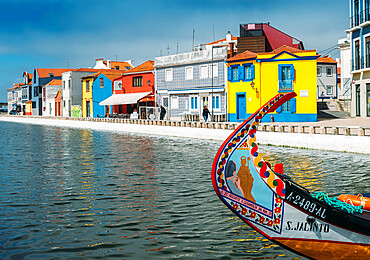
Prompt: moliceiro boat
<box><xmin>211</xmin><ymin>92</ymin><xmax>369</xmax><ymax>259</ymax></box>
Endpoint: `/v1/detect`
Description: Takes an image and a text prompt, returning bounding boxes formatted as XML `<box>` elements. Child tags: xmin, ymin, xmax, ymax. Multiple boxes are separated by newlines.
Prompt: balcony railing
<box><xmin>351</xmin><ymin>55</ymin><xmax>370</xmax><ymax>71</ymax></box>
<box><xmin>350</xmin><ymin>9</ymin><xmax>370</xmax><ymax>28</ymax></box>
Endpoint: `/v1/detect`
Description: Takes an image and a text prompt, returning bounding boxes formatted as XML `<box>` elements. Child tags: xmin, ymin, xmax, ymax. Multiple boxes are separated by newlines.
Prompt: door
<box><xmin>236</xmin><ymin>93</ymin><xmax>246</xmax><ymax>120</ymax></box>
<box><xmin>200</xmin><ymin>95</ymin><xmax>209</xmax><ymax>116</ymax></box>
<box><xmin>86</xmin><ymin>100</ymin><xmax>90</xmax><ymax>117</ymax></box>
<box><xmin>356</xmin><ymin>85</ymin><xmax>361</xmax><ymax>116</ymax></box>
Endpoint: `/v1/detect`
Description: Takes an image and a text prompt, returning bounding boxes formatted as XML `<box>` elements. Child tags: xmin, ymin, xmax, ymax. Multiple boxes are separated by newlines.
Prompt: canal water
<box><xmin>0</xmin><ymin>121</ymin><xmax>369</xmax><ymax>259</ymax></box>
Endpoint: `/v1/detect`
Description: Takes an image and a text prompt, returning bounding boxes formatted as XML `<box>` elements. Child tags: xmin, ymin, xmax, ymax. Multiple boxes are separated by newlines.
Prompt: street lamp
<box><xmin>211</xmin><ymin>44</ymin><xmax>228</xmax><ymax>121</ymax></box>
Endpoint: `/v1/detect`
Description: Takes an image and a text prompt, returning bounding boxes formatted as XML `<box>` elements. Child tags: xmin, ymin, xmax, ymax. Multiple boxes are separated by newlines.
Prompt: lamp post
<box><xmin>211</xmin><ymin>44</ymin><xmax>228</xmax><ymax>122</ymax></box>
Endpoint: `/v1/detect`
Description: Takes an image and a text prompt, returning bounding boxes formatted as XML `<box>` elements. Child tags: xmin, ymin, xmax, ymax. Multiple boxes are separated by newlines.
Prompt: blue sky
<box><xmin>1</xmin><ymin>0</ymin><xmax>348</xmax><ymax>102</ymax></box>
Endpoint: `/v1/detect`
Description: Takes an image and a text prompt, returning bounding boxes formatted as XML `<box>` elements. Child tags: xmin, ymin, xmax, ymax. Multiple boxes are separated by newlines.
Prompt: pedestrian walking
<box><xmin>160</xmin><ymin>105</ymin><xmax>166</xmax><ymax>120</ymax></box>
<box><xmin>202</xmin><ymin>105</ymin><xmax>210</xmax><ymax>122</ymax></box>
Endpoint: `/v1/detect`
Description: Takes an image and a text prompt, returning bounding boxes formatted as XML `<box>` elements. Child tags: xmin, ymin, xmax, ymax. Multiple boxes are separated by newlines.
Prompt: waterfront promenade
<box><xmin>1</xmin><ymin>115</ymin><xmax>369</xmax><ymax>154</ymax></box>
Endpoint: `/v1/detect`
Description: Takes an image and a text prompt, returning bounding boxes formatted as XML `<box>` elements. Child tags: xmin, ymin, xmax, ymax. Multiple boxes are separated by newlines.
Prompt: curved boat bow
<box><xmin>211</xmin><ymin>92</ymin><xmax>370</xmax><ymax>260</ymax></box>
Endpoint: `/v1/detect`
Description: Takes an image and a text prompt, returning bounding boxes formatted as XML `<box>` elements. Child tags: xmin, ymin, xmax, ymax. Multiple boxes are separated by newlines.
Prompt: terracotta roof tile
<box><xmin>124</xmin><ymin>60</ymin><xmax>154</xmax><ymax>73</ymax></box>
<box><xmin>227</xmin><ymin>50</ymin><xmax>257</xmax><ymax>62</ymax></box>
<box><xmin>44</xmin><ymin>79</ymin><xmax>62</xmax><ymax>86</ymax></box>
<box><xmin>268</xmin><ymin>45</ymin><xmax>310</xmax><ymax>54</ymax></box>
<box><xmin>36</xmin><ymin>68</ymin><xmax>76</xmax><ymax>78</ymax></box>
<box><xmin>207</xmin><ymin>35</ymin><xmax>238</xmax><ymax>45</ymax></box>
<box><xmin>317</xmin><ymin>55</ymin><xmax>337</xmax><ymax>64</ymax></box>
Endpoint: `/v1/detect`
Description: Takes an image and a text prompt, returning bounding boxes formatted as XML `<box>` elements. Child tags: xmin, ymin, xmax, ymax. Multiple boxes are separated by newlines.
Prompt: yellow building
<box><xmin>81</xmin><ymin>76</ymin><xmax>94</xmax><ymax>117</ymax></box>
<box><xmin>226</xmin><ymin>45</ymin><xmax>318</xmax><ymax>122</ymax></box>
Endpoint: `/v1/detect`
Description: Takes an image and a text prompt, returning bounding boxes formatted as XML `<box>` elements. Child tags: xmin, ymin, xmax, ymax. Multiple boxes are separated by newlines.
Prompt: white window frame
<box><xmin>171</xmin><ymin>96</ymin><xmax>179</xmax><ymax>109</ymax></box>
<box><xmin>326</xmin><ymin>66</ymin><xmax>333</xmax><ymax>77</ymax></box>
<box><xmin>114</xmin><ymin>80</ymin><xmax>122</xmax><ymax>91</ymax></box>
<box><xmin>200</xmin><ymin>65</ymin><xmax>208</xmax><ymax>79</ymax></box>
<box><xmin>165</xmin><ymin>69</ymin><xmax>173</xmax><ymax>82</ymax></box>
<box><xmin>211</xmin><ymin>94</ymin><xmax>221</xmax><ymax>112</ymax></box>
<box><xmin>189</xmin><ymin>95</ymin><xmax>199</xmax><ymax>111</ymax></box>
<box><xmin>327</xmin><ymin>85</ymin><xmax>333</xmax><ymax>95</ymax></box>
<box><xmin>209</xmin><ymin>63</ymin><xmax>218</xmax><ymax>78</ymax></box>
<box><xmin>185</xmin><ymin>66</ymin><xmax>193</xmax><ymax>80</ymax></box>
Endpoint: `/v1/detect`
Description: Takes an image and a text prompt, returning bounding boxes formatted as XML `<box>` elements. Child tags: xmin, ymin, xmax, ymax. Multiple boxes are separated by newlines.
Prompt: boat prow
<box><xmin>211</xmin><ymin>92</ymin><xmax>370</xmax><ymax>259</ymax></box>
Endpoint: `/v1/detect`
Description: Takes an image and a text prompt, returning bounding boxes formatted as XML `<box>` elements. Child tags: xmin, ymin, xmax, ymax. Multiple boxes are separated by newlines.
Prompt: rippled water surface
<box><xmin>0</xmin><ymin>121</ymin><xmax>369</xmax><ymax>259</ymax></box>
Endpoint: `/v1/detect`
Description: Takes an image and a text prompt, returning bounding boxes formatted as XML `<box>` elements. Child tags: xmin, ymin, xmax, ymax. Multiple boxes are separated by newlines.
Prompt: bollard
<box><xmin>332</xmin><ymin>127</ymin><xmax>338</xmax><ymax>135</ymax></box>
<box><xmin>278</xmin><ymin>125</ymin><xmax>284</xmax><ymax>132</ymax></box>
<box><xmin>358</xmin><ymin>128</ymin><xmax>365</xmax><ymax>136</ymax></box>
<box><xmin>298</xmin><ymin>126</ymin><xmax>305</xmax><ymax>134</ymax></box>
<box><xmin>320</xmin><ymin>126</ymin><xmax>327</xmax><ymax>135</ymax></box>
<box><xmin>309</xmin><ymin>126</ymin><xmax>315</xmax><ymax>134</ymax></box>
<box><xmin>344</xmin><ymin>127</ymin><xmax>350</xmax><ymax>136</ymax></box>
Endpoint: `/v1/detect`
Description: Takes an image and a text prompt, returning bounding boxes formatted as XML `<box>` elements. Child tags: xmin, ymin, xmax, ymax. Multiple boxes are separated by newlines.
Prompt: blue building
<box><xmin>82</xmin><ymin>71</ymin><xmax>123</xmax><ymax>118</ymax></box>
<box><xmin>348</xmin><ymin>0</ymin><xmax>370</xmax><ymax>117</ymax></box>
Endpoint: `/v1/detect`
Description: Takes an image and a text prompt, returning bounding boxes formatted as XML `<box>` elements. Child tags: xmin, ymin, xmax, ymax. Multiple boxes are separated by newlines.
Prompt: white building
<box><xmin>42</xmin><ymin>79</ymin><xmax>62</xmax><ymax>116</ymax></box>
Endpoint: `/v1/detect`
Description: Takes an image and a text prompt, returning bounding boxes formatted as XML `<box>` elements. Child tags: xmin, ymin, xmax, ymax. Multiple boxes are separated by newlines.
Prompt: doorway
<box><xmin>236</xmin><ymin>93</ymin><xmax>246</xmax><ymax>120</ymax></box>
<box><xmin>356</xmin><ymin>85</ymin><xmax>361</xmax><ymax>116</ymax></box>
<box><xmin>86</xmin><ymin>100</ymin><xmax>90</xmax><ymax>117</ymax></box>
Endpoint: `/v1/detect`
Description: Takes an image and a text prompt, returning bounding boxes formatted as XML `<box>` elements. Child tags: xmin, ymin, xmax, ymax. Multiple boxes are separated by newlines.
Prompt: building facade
<box><xmin>154</xmin><ymin>46</ymin><xmax>228</xmax><ymax>121</ymax></box>
<box><xmin>317</xmin><ymin>56</ymin><xmax>338</xmax><ymax>99</ymax></box>
<box><xmin>348</xmin><ymin>0</ymin><xmax>370</xmax><ymax>117</ymax></box>
<box><xmin>81</xmin><ymin>71</ymin><xmax>123</xmax><ymax>118</ymax></box>
<box><xmin>226</xmin><ymin>46</ymin><xmax>318</xmax><ymax>122</ymax></box>
<box><xmin>42</xmin><ymin>79</ymin><xmax>62</xmax><ymax>116</ymax></box>
<box><xmin>7</xmin><ymin>84</ymin><xmax>22</xmax><ymax>113</ymax></box>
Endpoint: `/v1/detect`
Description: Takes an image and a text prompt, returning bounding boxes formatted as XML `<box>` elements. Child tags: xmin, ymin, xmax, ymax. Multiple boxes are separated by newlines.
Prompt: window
<box><xmin>242</xmin><ymin>64</ymin><xmax>254</xmax><ymax>81</ymax></box>
<box><xmin>366</xmin><ymin>37</ymin><xmax>370</xmax><ymax>67</ymax></box>
<box><xmin>212</xmin><ymin>95</ymin><xmax>220</xmax><ymax>110</ymax></box>
<box><xmin>200</xmin><ymin>65</ymin><xmax>208</xmax><ymax>79</ymax></box>
<box><xmin>327</xmin><ymin>85</ymin><xmax>333</xmax><ymax>95</ymax></box>
<box><xmin>185</xmin><ymin>66</ymin><xmax>193</xmax><ymax>80</ymax></box>
<box><xmin>100</xmin><ymin>77</ymin><xmax>104</xmax><ymax>88</ymax></box>
<box><xmin>326</xmin><ymin>67</ymin><xmax>333</xmax><ymax>77</ymax></box>
<box><xmin>133</xmin><ymin>76</ymin><xmax>143</xmax><ymax>87</ymax></box>
<box><xmin>190</xmin><ymin>95</ymin><xmax>198</xmax><ymax>110</ymax></box>
<box><xmin>165</xmin><ymin>69</ymin><xmax>173</xmax><ymax>81</ymax></box>
<box><xmin>317</xmin><ymin>67</ymin><xmax>322</xmax><ymax>77</ymax></box>
<box><xmin>171</xmin><ymin>96</ymin><xmax>179</xmax><ymax>109</ymax></box>
<box><xmin>62</xmin><ymin>81</ymin><xmax>65</xmax><ymax>90</ymax></box>
<box><xmin>232</xmin><ymin>67</ymin><xmax>238</xmax><ymax>80</ymax></box>
<box><xmin>86</xmin><ymin>81</ymin><xmax>90</xmax><ymax>92</ymax></box>
<box><xmin>162</xmin><ymin>97</ymin><xmax>169</xmax><ymax>108</ymax></box>
<box><xmin>114</xmin><ymin>81</ymin><xmax>122</xmax><ymax>91</ymax></box>
<box><xmin>276</xmin><ymin>98</ymin><xmax>296</xmax><ymax>114</ymax></box>
<box><xmin>210</xmin><ymin>64</ymin><xmax>218</xmax><ymax>78</ymax></box>
<box><xmin>355</xmin><ymin>40</ymin><xmax>360</xmax><ymax>70</ymax></box>
<box><xmin>278</xmin><ymin>64</ymin><xmax>294</xmax><ymax>92</ymax></box>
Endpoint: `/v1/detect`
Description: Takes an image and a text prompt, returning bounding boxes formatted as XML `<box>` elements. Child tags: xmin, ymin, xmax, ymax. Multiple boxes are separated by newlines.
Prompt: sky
<box><xmin>0</xmin><ymin>0</ymin><xmax>349</xmax><ymax>102</ymax></box>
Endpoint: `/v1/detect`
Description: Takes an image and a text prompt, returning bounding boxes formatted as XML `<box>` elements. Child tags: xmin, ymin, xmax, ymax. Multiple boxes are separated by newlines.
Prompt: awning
<box><xmin>99</xmin><ymin>92</ymin><xmax>151</xmax><ymax>106</ymax></box>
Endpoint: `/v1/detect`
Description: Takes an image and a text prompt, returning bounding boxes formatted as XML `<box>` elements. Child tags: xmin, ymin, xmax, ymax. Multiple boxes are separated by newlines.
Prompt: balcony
<box><xmin>350</xmin><ymin>9</ymin><xmax>370</xmax><ymax>29</ymax></box>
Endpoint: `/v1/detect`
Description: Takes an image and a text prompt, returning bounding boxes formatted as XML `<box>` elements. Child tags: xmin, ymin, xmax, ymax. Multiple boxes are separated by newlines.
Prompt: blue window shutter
<box><xmin>278</xmin><ymin>65</ymin><xmax>282</xmax><ymax>80</ymax></box>
<box><xmin>238</xmin><ymin>66</ymin><xmax>244</xmax><ymax>80</ymax></box>
<box><xmin>290</xmin><ymin>65</ymin><xmax>295</xmax><ymax>80</ymax></box>
<box><xmin>251</xmin><ymin>64</ymin><xmax>255</xmax><ymax>79</ymax></box>
<box><xmin>216</xmin><ymin>96</ymin><xmax>219</xmax><ymax>108</ymax></box>
<box><xmin>227</xmin><ymin>67</ymin><xmax>232</xmax><ymax>81</ymax></box>
<box><xmin>195</xmin><ymin>97</ymin><xmax>198</xmax><ymax>109</ymax></box>
<box><xmin>291</xmin><ymin>98</ymin><xmax>296</xmax><ymax>113</ymax></box>
<box><xmin>276</xmin><ymin>105</ymin><xmax>282</xmax><ymax>113</ymax></box>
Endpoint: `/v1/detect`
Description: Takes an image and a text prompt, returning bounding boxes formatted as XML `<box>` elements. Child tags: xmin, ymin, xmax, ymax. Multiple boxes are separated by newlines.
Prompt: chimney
<box><xmin>228</xmin><ymin>42</ymin><xmax>235</xmax><ymax>58</ymax></box>
<box><xmin>94</xmin><ymin>58</ymin><xmax>105</xmax><ymax>69</ymax></box>
<box><xmin>226</xmin><ymin>31</ymin><xmax>232</xmax><ymax>42</ymax></box>
<box><xmin>125</xmin><ymin>59</ymin><xmax>134</xmax><ymax>68</ymax></box>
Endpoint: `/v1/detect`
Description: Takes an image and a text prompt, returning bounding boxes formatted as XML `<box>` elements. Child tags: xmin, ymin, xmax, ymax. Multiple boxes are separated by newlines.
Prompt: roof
<box><xmin>81</xmin><ymin>70</ymin><xmax>126</xmax><ymax>81</ymax></box>
<box><xmin>227</xmin><ymin>50</ymin><xmax>257</xmax><ymax>62</ymax></box>
<box><xmin>36</xmin><ymin>68</ymin><xmax>75</xmax><ymax>78</ymax></box>
<box><xmin>123</xmin><ymin>60</ymin><xmax>154</xmax><ymax>73</ymax></box>
<box><xmin>105</xmin><ymin>61</ymin><xmax>134</xmax><ymax>70</ymax></box>
<box><xmin>206</xmin><ymin>35</ymin><xmax>238</xmax><ymax>45</ymax></box>
<box><xmin>268</xmin><ymin>45</ymin><xmax>310</xmax><ymax>54</ymax></box>
<box><xmin>44</xmin><ymin>79</ymin><xmax>62</xmax><ymax>86</ymax></box>
<box><xmin>7</xmin><ymin>84</ymin><xmax>22</xmax><ymax>91</ymax></box>
<box><xmin>317</xmin><ymin>55</ymin><xmax>337</xmax><ymax>64</ymax></box>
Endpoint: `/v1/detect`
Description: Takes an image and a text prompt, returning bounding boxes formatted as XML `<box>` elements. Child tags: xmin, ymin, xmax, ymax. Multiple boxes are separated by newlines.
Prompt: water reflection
<box><xmin>0</xmin><ymin>121</ymin><xmax>368</xmax><ymax>259</ymax></box>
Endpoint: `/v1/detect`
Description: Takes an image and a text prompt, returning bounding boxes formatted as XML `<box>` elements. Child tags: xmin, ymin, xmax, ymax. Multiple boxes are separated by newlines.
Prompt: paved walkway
<box><xmin>265</xmin><ymin>117</ymin><xmax>370</xmax><ymax>128</ymax></box>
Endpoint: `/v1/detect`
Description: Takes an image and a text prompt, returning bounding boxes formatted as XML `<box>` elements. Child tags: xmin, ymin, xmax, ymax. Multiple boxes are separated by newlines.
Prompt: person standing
<box><xmin>160</xmin><ymin>105</ymin><xmax>166</xmax><ymax>120</ymax></box>
<box><xmin>202</xmin><ymin>105</ymin><xmax>210</xmax><ymax>122</ymax></box>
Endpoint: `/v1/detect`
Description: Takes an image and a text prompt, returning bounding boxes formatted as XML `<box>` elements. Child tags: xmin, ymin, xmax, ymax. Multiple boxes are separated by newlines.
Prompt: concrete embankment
<box><xmin>1</xmin><ymin>116</ymin><xmax>369</xmax><ymax>154</ymax></box>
